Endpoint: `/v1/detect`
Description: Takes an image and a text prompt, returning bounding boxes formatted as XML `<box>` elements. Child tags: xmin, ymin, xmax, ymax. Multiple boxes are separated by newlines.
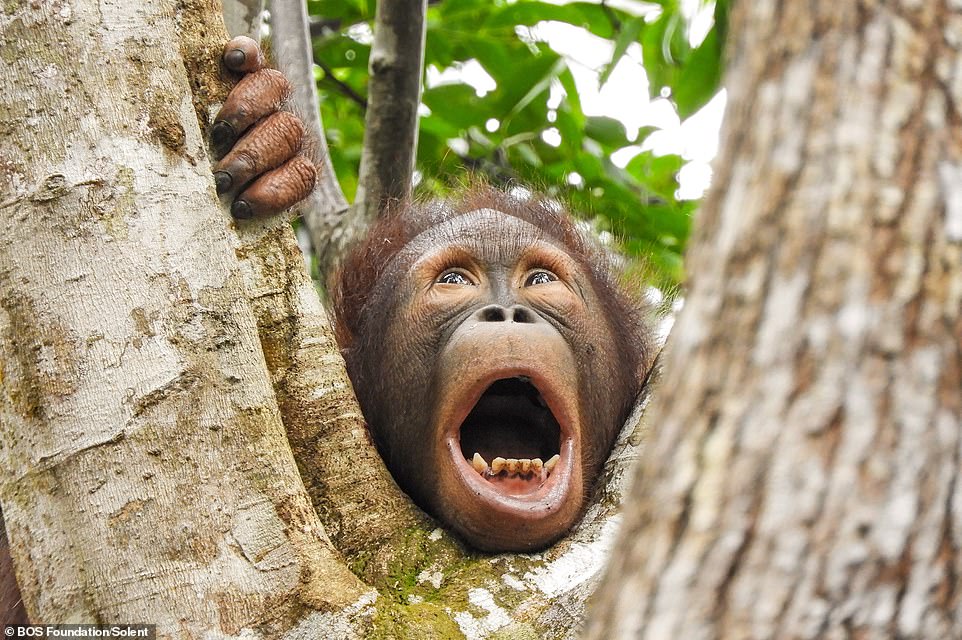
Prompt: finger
<box><xmin>211</xmin><ymin>69</ymin><xmax>291</xmax><ymax>155</ymax></box>
<box><xmin>231</xmin><ymin>155</ymin><xmax>317</xmax><ymax>220</ymax></box>
<box><xmin>223</xmin><ymin>36</ymin><xmax>265</xmax><ymax>74</ymax></box>
<box><xmin>213</xmin><ymin>111</ymin><xmax>305</xmax><ymax>198</ymax></box>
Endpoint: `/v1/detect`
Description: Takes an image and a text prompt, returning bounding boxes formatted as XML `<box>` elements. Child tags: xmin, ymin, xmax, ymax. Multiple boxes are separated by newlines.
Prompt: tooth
<box><xmin>472</xmin><ymin>453</ymin><xmax>488</xmax><ymax>474</ymax></box>
<box><xmin>545</xmin><ymin>454</ymin><xmax>560</xmax><ymax>474</ymax></box>
<box><xmin>492</xmin><ymin>457</ymin><xmax>506</xmax><ymax>474</ymax></box>
<box><xmin>531</xmin><ymin>458</ymin><xmax>543</xmax><ymax>473</ymax></box>
<box><xmin>520</xmin><ymin>459</ymin><xmax>531</xmax><ymax>473</ymax></box>
<box><xmin>506</xmin><ymin>458</ymin><xmax>519</xmax><ymax>474</ymax></box>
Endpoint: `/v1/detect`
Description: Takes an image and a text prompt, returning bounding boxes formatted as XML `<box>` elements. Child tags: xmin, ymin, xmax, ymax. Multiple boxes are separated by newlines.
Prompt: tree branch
<box><xmin>268</xmin><ymin>0</ymin><xmax>359</xmax><ymax>281</ymax></box>
<box><xmin>353</xmin><ymin>0</ymin><xmax>427</xmax><ymax>222</ymax></box>
<box><xmin>222</xmin><ymin>0</ymin><xmax>263</xmax><ymax>37</ymax></box>
<box><xmin>315</xmin><ymin>57</ymin><xmax>368</xmax><ymax>109</ymax></box>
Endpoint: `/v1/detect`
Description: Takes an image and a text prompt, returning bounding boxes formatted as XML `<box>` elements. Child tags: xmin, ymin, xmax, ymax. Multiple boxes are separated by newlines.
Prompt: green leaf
<box><xmin>307</xmin><ymin>0</ymin><xmax>726</xmax><ymax>289</ymax></box>
<box><xmin>487</xmin><ymin>2</ymin><xmax>618</xmax><ymax>38</ymax></box>
<box><xmin>625</xmin><ymin>151</ymin><xmax>685</xmax><ymax>201</ymax></box>
<box><xmin>507</xmin><ymin>58</ymin><xmax>566</xmax><ymax>119</ymax></box>
<box><xmin>672</xmin><ymin>29</ymin><xmax>722</xmax><ymax>117</ymax></box>
<box><xmin>307</xmin><ymin>0</ymin><xmax>370</xmax><ymax>22</ymax></box>
<box><xmin>553</xmin><ymin>107</ymin><xmax>584</xmax><ymax>151</ymax></box>
<box><xmin>584</xmin><ymin>116</ymin><xmax>628</xmax><ymax>149</ymax></box>
<box><xmin>511</xmin><ymin>142</ymin><xmax>542</xmax><ymax>168</ymax></box>
<box><xmin>313</xmin><ymin>34</ymin><xmax>371</xmax><ymax>71</ymax></box>
<box><xmin>599</xmin><ymin>17</ymin><xmax>644</xmax><ymax>88</ymax></box>
<box><xmin>491</xmin><ymin>48</ymin><xmax>564</xmax><ymax>117</ymax></box>
<box><xmin>641</xmin><ymin>9</ymin><xmax>689</xmax><ymax>99</ymax></box>
<box><xmin>556</xmin><ymin>68</ymin><xmax>582</xmax><ymax>113</ymax></box>
<box><xmin>422</xmin><ymin>83</ymin><xmax>487</xmax><ymax>129</ymax></box>
<box><xmin>419</xmin><ymin>112</ymin><xmax>463</xmax><ymax>140</ymax></box>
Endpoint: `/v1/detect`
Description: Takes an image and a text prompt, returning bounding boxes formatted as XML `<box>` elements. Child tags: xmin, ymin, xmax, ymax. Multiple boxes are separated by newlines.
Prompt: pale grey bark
<box><xmin>586</xmin><ymin>3</ymin><xmax>962</xmax><ymax>638</ymax></box>
<box><xmin>223</xmin><ymin>0</ymin><xmax>263</xmax><ymax>38</ymax></box>
<box><xmin>0</xmin><ymin>0</ymin><xmax>365</xmax><ymax>630</ymax></box>
<box><xmin>353</xmin><ymin>0</ymin><xmax>427</xmax><ymax>222</ymax></box>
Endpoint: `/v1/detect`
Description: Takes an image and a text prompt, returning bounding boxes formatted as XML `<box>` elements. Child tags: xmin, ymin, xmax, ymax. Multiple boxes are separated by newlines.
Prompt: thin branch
<box><xmin>315</xmin><ymin>57</ymin><xmax>368</xmax><ymax>109</ymax></box>
<box><xmin>222</xmin><ymin>0</ymin><xmax>264</xmax><ymax>37</ymax></box>
<box><xmin>269</xmin><ymin>0</ymin><xmax>358</xmax><ymax>281</ymax></box>
<box><xmin>353</xmin><ymin>0</ymin><xmax>428</xmax><ymax>222</ymax></box>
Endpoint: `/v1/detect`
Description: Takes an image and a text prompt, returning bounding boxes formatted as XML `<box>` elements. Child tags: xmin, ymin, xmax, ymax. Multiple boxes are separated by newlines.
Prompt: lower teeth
<box><xmin>469</xmin><ymin>453</ymin><xmax>560</xmax><ymax>478</ymax></box>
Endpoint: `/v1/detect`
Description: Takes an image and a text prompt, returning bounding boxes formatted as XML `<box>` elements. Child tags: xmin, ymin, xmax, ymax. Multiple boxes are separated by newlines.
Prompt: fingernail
<box><xmin>210</xmin><ymin>121</ymin><xmax>236</xmax><ymax>152</ymax></box>
<box><xmin>214</xmin><ymin>171</ymin><xmax>232</xmax><ymax>195</ymax></box>
<box><xmin>231</xmin><ymin>200</ymin><xmax>254</xmax><ymax>220</ymax></box>
<box><xmin>224</xmin><ymin>48</ymin><xmax>246</xmax><ymax>70</ymax></box>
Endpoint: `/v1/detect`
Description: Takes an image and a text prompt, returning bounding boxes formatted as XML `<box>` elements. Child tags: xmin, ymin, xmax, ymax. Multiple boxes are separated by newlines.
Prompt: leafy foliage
<box><xmin>301</xmin><ymin>0</ymin><xmax>726</xmax><ymax>289</ymax></box>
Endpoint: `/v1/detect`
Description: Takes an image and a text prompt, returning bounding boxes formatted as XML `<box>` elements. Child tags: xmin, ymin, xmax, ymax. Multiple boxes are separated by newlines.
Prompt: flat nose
<box><xmin>475</xmin><ymin>304</ymin><xmax>540</xmax><ymax>324</ymax></box>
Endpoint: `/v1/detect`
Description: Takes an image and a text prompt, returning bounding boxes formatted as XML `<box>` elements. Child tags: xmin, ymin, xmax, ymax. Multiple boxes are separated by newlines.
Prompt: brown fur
<box><xmin>329</xmin><ymin>185</ymin><xmax>654</xmax><ymax>550</ymax></box>
<box><xmin>332</xmin><ymin>185</ymin><xmax>652</xmax><ymax>379</ymax></box>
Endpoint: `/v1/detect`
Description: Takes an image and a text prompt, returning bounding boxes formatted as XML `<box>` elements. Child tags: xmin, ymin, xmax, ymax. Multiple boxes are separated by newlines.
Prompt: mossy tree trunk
<box><xmin>0</xmin><ymin>0</ymin><xmax>365</xmax><ymax>630</ymax></box>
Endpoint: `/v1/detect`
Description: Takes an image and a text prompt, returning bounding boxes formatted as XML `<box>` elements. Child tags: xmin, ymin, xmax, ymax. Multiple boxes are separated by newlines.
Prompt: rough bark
<box><xmin>353</xmin><ymin>0</ymin><xmax>427</xmax><ymax>222</ymax></box>
<box><xmin>231</xmin><ymin>217</ymin><xmax>428</xmax><ymax>584</ymax></box>
<box><xmin>268</xmin><ymin>0</ymin><xmax>356</xmax><ymax>280</ymax></box>
<box><xmin>586</xmin><ymin>3</ymin><xmax>962</xmax><ymax>638</ymax></box>
<box><xmin>0</xmin><ymin>0</ymin><xmax>365</xmax><ymax>630</ymax></box>
<box><xmin>223</xmin><ymin>0</ymin><xmax>264</xmax><ymax>38</ymax></box>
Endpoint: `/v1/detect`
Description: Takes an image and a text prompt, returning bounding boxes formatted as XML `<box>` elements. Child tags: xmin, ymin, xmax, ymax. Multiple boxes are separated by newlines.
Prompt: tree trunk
<box><xmin>353</xmin><ymin>0</ymin><xmax>427</xmax><ymax>222</ymax></box>
<box><xmin>0</xmin><ymin>0</ymin><xmax>365</xmax><ymax>630</ymax></box>
<box><xmin>587</xmin><ymin>3</ymin><xmax>962</xmax><ymax>638</ymax></box>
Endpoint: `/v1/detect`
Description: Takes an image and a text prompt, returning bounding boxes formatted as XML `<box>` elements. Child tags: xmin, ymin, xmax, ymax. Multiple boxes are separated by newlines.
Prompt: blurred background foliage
<box><xmin>297</xmin><ymin>0</ymin><xmax>727</xmax><ymax>290</ymax></box>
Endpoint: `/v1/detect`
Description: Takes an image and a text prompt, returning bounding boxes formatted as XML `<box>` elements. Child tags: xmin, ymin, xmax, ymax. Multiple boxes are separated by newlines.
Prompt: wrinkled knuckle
<box><xmin>291</xmin><ymin>157</ymin><xmax>318</xmax><ymax>189</ymax></box>
<box><xmin>236</xmin><ymin>150</ymin><xmax>258</xmax><ymax>173</ymax></box>
<box><xmin>275</xmin><ymin>112</ymin><xmax>305</xmax><ymax>148</ymax></box>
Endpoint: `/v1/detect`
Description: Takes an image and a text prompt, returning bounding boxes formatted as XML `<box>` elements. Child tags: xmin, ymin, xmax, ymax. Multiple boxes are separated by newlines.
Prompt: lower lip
<box><xmin>446</xmin><ymin>437</ymin><xmax>576</xmax><ymax>509</ymax></box>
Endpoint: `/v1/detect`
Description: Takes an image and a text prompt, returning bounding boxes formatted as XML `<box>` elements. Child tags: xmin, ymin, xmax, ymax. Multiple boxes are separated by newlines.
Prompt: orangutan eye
<box><xmin>524</xmin><ymin>270</ymin><xmax>558</xmax><ymax>286</ymax></box>
<box><xmin>437</xmin><ymin>269</ymin><xmax>475</xmax><ymax>285</ymax></box>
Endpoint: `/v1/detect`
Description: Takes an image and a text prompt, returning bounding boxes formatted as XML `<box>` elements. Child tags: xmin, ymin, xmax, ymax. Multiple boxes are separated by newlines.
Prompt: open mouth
<box><xmin>456</xmin><ymin>376</ymin><xmax>565</xmax><ymax>496</ymax></box>
<box><xmin>436</xmin><ymin>358</ymin><xmax>583</xmax><ymax>549</ymax></box>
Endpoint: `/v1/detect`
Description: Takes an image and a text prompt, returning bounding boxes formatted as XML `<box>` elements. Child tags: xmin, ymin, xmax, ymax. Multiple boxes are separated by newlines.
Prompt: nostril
<box><xmin>479</xmin><ymin>305</ymin><xmax>506</xmax><ymax>322</ymax></box>
<box><xmin>510</xmin><ymin>306</ymin><xmax>536</xmax><ymax>323</ymax></box>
